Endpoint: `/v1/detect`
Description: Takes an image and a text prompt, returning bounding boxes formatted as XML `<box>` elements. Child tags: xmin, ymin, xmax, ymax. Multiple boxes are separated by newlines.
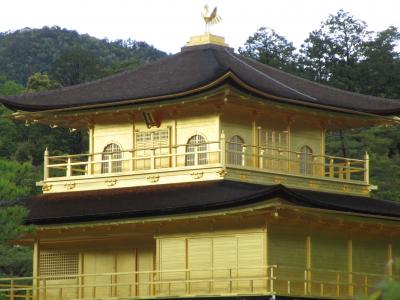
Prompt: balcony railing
<box><xmin>43</xmin><ymin>134</ymin><xmax>369</xmax><ymax>185</ymax></box>
<box><xmin>0</xmin><ymin>266</ymin><xmax>389</xmax><ymax>300</ymax></box>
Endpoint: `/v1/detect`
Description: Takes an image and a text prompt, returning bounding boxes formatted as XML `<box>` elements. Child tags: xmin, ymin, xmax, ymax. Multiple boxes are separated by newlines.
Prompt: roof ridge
<box><xmin>238</xmin><ymin>53</ymin><xmax>400</xmax><ymax>106</ymax></box>
<box><xmin>223</xmin><ymin>50</ymin><xmax>318</xmax><ymax>102</ymax></box>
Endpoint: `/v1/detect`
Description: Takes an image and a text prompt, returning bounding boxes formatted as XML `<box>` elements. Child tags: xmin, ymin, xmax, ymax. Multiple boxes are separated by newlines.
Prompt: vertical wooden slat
<box><xmin>306</xmin><ymin>236</ymin><xmax>312</xmax><ymax>294</ymax></box>
<box><xmin>347</xmin><ymin>240</ymin><xmax>353</xmax><ymax>298</ymax></box>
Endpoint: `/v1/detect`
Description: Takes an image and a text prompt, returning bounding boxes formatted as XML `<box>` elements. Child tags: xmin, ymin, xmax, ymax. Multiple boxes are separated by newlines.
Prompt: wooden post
<box><xmin>67</xmin><ymin>157</ymin><xmax>72</xmax><ymax>177</ymax></box>
<box><xmin>242</xmin><ymin>145</ymin><xmax>247</xmax><ymax>167</ymax></box>
<box><xmin>336</xmin><ymin>273</ymin><xmax>340</xmax><ymax>297</ymax></box>
<box><xmin>220</xmin><ymin>131</ymin><xmax>226</xmax><ymax>165</ymax></box>
<box><xmin>329</xmin><ymin>158</ymin><xmax>334</xmax><ymax>178</ymax></box>
<box><xmin>10</xmin><ymin>279</ymin><xmax>14</xmax><ymax>300</ymax></box>
<box><xmin>259</xmin><ymin>149</ymin><xmax>264</xmax><ymax>169</ymax></box>
<box><xmin>269</xmin><ymin>267</ymin><xmax>274</xmax><ymax>293</ymax></box>
<box><xmin>347</xmin><ymin>240</ymin><xmax>353</xmax><ymax>298</ymax></box>
<box><xmin>87</xmin><ymin>155</ymin><xmax>92</xmax><ymax>175</ymax></box>
<box><xmin>306</xmin><ymin>236</ymin><xmax>312</xmax><ymax>294</ymax></box>
<box><xmin>364</xmin><ymin>152</ymin><xmax>370</xmax><ymax>184</ymax></box>
<box><xmin>33</xmin><ymin>240</ymin><xmax>40</xmax><ymax>300</ymax></box>
<box><xmin>364</xmin><ymin>275</ymin><xmax>368</xmax><ymax>297</ymax></box>
<box><xmin>257</xmin><ymin>126</ymin><xmax>262</xmax><ymax>168</ymax></box>
<box><xmin>43</xmin><ymin>148</ymin><xmax>49</xmax><ymax>180</ymax></box>
<box><xmin>345</xmin><ymin>160</ymin><xmax>351</xmax><ymax>180</ymax></box>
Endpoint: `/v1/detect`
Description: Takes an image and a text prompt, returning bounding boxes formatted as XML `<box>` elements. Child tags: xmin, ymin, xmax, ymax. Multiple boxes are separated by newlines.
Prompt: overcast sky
<box><xmin>1</xmin><ymin>0</ymin><xmax>400</xmax><ymax>54</ymax></box>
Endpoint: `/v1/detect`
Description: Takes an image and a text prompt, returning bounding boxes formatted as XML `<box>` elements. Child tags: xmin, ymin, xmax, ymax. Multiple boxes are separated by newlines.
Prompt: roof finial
<box><xmin>201</xmin><ymin>4</ymin><xmax>222</xmax><ymax>33</ymax></box>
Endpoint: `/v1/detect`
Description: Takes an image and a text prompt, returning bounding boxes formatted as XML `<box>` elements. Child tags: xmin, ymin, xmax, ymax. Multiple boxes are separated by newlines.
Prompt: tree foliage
<box><xmin>26</xmin><ymin>73</ymin><xmax>60</xmax><ymax>92</ymax></box>
<box><xmin>239</xmin><ymin>27</ymin><xmax>298</xmax><ymax>72</ymax></box>
<box><xmin>0</xmin><ymin>26</ymin><xmax>167</xmax><ymax>85</ymax></box>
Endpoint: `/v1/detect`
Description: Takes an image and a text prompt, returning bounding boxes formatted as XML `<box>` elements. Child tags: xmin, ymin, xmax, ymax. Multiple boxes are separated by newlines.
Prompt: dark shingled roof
<box><xmin>2</xmin><ymin>44</ymin><xmax>400</xmax><ymax>115</ymax></box>
<box><xmin>23</xmin><ymin>180</ymin><xmax>400</xmax><ymax>225</ymax></box>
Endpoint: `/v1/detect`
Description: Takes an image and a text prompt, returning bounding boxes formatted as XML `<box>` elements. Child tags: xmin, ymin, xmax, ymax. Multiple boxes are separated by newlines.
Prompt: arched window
<box><xmin>228</xmin><ymin>135</ymin><xmax>245</xmax><ymax>165</ymax></box>
<box><xmin>299</xmin><ymin>146</ymin><xmax>313</xmax><ymax>175</ymax></box>
<box><xmin>185</xmin><ymin>135</ymin><xmax>207</xmax><ymax>166</ymax></box>
<box><xmin>102</xmin><ymin>143</ymin><xmax>122</xmax><ymax>173</ymax></box>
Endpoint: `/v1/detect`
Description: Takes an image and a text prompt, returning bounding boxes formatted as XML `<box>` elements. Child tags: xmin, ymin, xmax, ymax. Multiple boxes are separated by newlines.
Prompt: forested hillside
<box><xmin>1</xmin><ymin>11</ymin><xmax>400</xmax><ymax>278</ymax></box>
<box><xmin>0</xmin><ymin>26</ymin><xmax>166</xmax><ymax>85</ymax></box>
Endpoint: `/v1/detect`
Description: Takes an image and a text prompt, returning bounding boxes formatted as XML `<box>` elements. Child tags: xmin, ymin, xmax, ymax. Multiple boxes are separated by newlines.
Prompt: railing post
<box><xmin>10</xmin><ymin>279</ymin><xmax>14</xmax><ymax>300</ymax></box>
<box><xmin>336</xmin><ymin>273</ymin><xmax>340</xmax><ymax>297</ymax></box>
<box><xmin>87</xmin><ymin>155</ymin><xmax>92</xmax><ymax>175</ymax></box>
<box><xmin>329</xmin><ymin>158</ymin><xmax>334</xmax><ymax>178</ymax></box>
<box><xmin>242</xmin><ymin>145</ymin><xmax>247</xmax><ymax>167</ymax></box>
<box><xmin>44</xmin><ymin>148</ymin><xmax>49</xmax><ymax>180</ymax></box>
<box><xmin>220</xmin><ymin>131</ymin><xmax>226</xmax><ymax>165</ymax></box>
<box><xmin>364</xmin><ymin>152</ymin><xmax>370</xmax><ymax>184</ymax></box>
<box><xmin>346</xmin><ymin>160</ymin><xmax>351</xmax><ymax>180</ymax></box>
<box><xmin>304</xmin><ymin>270</ymin><xmax>308</xmax><ymax>295</ymax></box>
<box><xmin>259</xmin><ymin>149</ymin><xmax>264</xmax><ymax>169</ymax></box>
<box><xmin>269</xmin><ymin>267</ymin><xmax>274</xmax><ymax>294</ymax></box>
<box><xmin>67</xmin><ymin>157</ymin><xmax>72</xmax><ymax>177</ymax></box>
<box><xmin>172</xmin><ymin>146</ymin><xmax>177</xmax><ymax>168</ymax></box>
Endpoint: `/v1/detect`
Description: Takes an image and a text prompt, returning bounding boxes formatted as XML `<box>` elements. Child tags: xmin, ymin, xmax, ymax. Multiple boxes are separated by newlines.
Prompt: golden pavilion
<box><xmin>1</xmin><ymin>28</ymin><xmax>400</xmax><ymax>300</ymax></box>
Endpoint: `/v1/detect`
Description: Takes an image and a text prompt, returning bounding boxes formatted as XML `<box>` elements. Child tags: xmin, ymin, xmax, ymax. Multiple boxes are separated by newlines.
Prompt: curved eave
<box><xmin>6</xmin><ymin>72</ymin><xmax>399</xmax><ymax>126</ymax></box>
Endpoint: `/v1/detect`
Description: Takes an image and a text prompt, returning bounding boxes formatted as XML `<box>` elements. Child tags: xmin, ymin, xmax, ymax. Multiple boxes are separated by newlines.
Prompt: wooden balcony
<box><xmin>0</xmin><ymin>266</ymin><xmax>389</xmax><ymax>300</ymax></box>
<box><xmin>39</xmin><ymin>133</ymin><xmax>371</xmax><ymax>195</ymax></box>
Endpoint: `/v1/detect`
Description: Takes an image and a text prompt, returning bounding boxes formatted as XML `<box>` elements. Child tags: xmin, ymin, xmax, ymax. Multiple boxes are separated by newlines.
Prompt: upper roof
<box><xmin>2</xmin><ymin>43</ymin><xmax>400</xmax><ymax>115</ymax></box>
<box><xmin>23</xmin><ymin>180</ymin><xmax>400</xmax><ymax>225</ymax></box>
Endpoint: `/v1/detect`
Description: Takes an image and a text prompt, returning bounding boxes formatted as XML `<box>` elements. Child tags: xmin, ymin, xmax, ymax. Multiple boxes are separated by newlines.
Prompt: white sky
<box><xmin>1</xmin><ymin>0</ymin><xmax>400</xmax><ymax>54</ymax></box>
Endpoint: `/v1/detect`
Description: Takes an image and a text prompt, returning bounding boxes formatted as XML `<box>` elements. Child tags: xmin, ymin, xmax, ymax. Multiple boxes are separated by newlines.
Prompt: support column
<box><xmin>33</xmin><ymin>239</ymin><xmax>40</xmax><ymax>300</ymax></box>
<box><xmin>306</xmin><ymin>236</ymin><xmax>312</xmax><ymax>294</ymax></box>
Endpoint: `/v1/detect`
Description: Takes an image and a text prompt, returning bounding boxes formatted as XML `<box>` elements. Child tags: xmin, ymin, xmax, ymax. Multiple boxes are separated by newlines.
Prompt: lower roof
<box><xmin>23</xmin><ymin>180</ymin><xmax>400</xmax><ymax>225</ymax></box>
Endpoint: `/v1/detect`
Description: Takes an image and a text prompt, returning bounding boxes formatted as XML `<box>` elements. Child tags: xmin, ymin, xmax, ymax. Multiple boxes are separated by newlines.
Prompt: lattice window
<box><xmin>265</xmin><ymin>130</ymin><xmax>288</xmax><ymax>149</ymax></box>
<box><xmin>136</xmin><ymin>129</ymin><xmax>169</xmax><ymax>150</ymax></box>
<box><xmin>228</xmin><ymin>135</ymin><xmax>245</xmax><ymax>165</ymax></box>
<box><xmin>40</xmin><ymin>252</ymin><xmax>79</xmax><ymax>279</ymax></box>
<box><xmin>185</xmin><ymin>135</ymin><xmax>208</xmax><ymax>166</ymax></box>
<box><xmin>101</xmin><ymin>143</ymin><xmax>122</xmax><ymax>173</ymax></box>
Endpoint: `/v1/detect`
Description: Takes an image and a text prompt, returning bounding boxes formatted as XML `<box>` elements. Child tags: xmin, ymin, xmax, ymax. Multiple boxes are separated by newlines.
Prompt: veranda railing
<box><xmin>43</xmin><ymin>134</ymin><xmax>369</xmax><ymax>184</ymax></box>
<box><xmin>0</xmin><ymin>265</ymin><xmax>390</xmax><ymax>300</ymax></box>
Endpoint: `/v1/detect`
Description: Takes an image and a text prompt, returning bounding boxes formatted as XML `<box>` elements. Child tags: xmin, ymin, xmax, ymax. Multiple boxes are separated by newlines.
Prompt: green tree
<box><xmin>300</xmin><ymin>10</ymin><xmax>371</xmax><ymax>90</ymax></box>
<box><xmin>357</xmin><ymin>26</ymin><xmax>400</xmax><ymax>98</ymax></box>
<box><xmin>0</xmin><ymin>159</ymin><xmax>36</xmax><ymax>278</ymax></box>
<box><xmin>0</xmin><ymin>206</ymin><xmax>32</xmax><ymax>277</ymax></box>
<box><xmin>0</xmin><ymin>76</ymin><xmax>24</xmax><ymax>96</ymax></box>
<box><xmin>239</xmin><ymin>27</ymin><xmax>298</xmax><ymax>72</ymax></box>
<box><xmin>49</xmin><ymin>46</ymin><xmax>105</xmax><ymax>86</ymax></box>
<box><xmin>26</xmin><ymin>73</ymin><xmax>60</xmax><ymax>92</ymax></box>
<box><xmin>0</xmin><ymin>160</ymin><xmax>36</xmax><ymax>203</ymax></box>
